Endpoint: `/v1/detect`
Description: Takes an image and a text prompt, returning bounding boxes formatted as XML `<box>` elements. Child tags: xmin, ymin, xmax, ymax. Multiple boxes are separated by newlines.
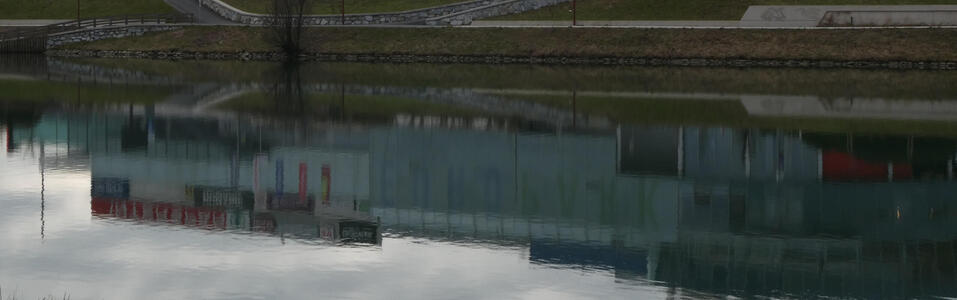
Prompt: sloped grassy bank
<box><xmin>51</xmin><ymin>26</ymin><xmax>957</xmax><ymax>69</ymax></box>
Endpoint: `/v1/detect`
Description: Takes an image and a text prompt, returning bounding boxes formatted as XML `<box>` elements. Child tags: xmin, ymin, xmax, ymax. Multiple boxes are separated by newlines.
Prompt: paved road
<box><xmin>471</xmin><ymin>20</ymin><xmax>741</xmax><ymax>27</ymax></box>
<box><xmin>468</xmin><ymin>20</ymin><xmax>957</xmax><ymax>29</ymax></box>
<box><xmin>0</xmin><ymin>19</ymin><xmax>71</xmax><ymax>26</ymax></box>
<box><xmin>163</xmin><ymin>0</ymin><xmax>234</xmax><ymax>24</ymax></box>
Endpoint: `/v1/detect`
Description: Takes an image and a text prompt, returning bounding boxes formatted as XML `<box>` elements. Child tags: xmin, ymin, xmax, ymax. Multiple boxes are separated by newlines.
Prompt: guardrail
<box><xmin>0</xmin><ymin>13</ymin><xmax>193</xmax><ymax>53</ymax></box>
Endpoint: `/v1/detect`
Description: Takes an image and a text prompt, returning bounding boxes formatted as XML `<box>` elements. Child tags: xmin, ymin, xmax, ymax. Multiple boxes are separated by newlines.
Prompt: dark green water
<box><xmin>2</xmin><ymin>56</ymin><xmax>957</xmax><ymax>299</ymax></box>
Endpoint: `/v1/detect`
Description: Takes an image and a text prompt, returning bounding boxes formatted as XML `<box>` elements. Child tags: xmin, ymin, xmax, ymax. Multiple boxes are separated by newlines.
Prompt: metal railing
<box><xmin>0</xmin><ymin>13</ymin><xmax>193</xmax><ymax>53</ymax></box>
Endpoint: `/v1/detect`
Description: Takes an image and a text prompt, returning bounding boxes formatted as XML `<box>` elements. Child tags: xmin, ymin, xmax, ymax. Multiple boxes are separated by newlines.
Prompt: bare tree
<box><xmin>267</xmin><ymin>0</ymin><xmax>311</xmax><ymax>59</ymax></box>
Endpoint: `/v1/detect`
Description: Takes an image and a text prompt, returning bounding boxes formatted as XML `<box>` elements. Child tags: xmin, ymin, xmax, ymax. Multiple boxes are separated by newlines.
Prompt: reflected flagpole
<box><xmin>39</xmin><ymin>138</ymin><xmax>45</xmax><ymax>241</ymax></box>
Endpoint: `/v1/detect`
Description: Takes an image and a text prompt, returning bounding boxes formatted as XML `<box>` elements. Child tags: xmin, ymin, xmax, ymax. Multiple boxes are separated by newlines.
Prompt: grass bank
<box><xmin>218</xmin><ymin>92</ymin><xmax>485</xmax><ymax>119</ymax></box>
<box><xmin>222</xmin><ymin>0</ymin><xmax>462</xmax><ymax>14</ymax></box>
<box><xmin>0</xmin><ymin>0</ymin><xmax>173</xmax><ymax>19</ymax></box>
<box><xmin>0</xmin><ymin>79</ymin><xmax>176</xmax><ymax>104</ymax></box>
<box><xmin>494</xmin><ymin>0</ymin><xmax>957</xmax><ymax>21</ymax></box>
<box><xmin>496</xmin><ymin>93</ymin><xmax>957</xmax><ymax>136</ymax></box>
<box><xmin>62</xmin><ymin>58</ymin><xmax>957</xmax><ymax>101</ymax></box>
<box><xmin>59</xmin><ymin>26</ymin><xmax>957</xmax><ymax>63</ymax></box>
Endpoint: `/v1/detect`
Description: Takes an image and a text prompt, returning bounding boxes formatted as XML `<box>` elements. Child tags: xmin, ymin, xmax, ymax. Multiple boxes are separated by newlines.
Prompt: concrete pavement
<box><xmin>741</xmin><ymin>5</ymin><xmax>957</xmax><ymax>27</ymax></box>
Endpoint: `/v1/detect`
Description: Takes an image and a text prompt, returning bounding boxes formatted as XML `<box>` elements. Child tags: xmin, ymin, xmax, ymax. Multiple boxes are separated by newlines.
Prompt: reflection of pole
<box><xmin>848</xmin><ymin>134</ymin><xmax>854</xmax><ymax>153</ymax></box>
<box><xmin>232</xmin><ymin>119</ymin><xmax>240</xmax><ymax>188</ymax></box>
<box><xmin>817</xmin><ymin>149</ymin><xmax>823</xmax><ymax>181</ymax></box>
<box><xmin>571</xmin><ymin>89</ymin><xmax>576</xmax><ymax>129</ymax></box>
<box><xmin>615</xmin><ymin>126</ymin><xmax>620</xmax><ymax>174</ymax></box>
<box><xmin>298</xmin><ymin>163</ymin><xmax>308</xmax><ymax>204</ymax></box>
<box><xmin>39</xmin><ymin>138</ymin><xmax>45</xmax><ymax>241</ymax></box>
<box><xmin>340</xmin><ymin>83</ymin><xmax>345</xmax><ymax>120</ymax></box>
<box><xmin>744</xmin><ymin>130</ymin><xmax>751</xmax><ymax>179</ymax></box>
<box><xmin>776</xmin><ymin>129</ymin><xmax>783</xmax><ymax>182</ymax></box>
<box><xmin>907</xmin><ymin>136</ymin><xmax>914</xmax><ymax>160</ymax></box>
<box><xmin>513</xmin><ymin>132</ymin><xmax>518</xmax><ymax>206</ymax></box>
<box><xmin>677</xmin><ymin>127</ymin><xmax>684</xmax><ymax>178</ymax></box>
<box><xmin>4</xmin><ymin>124</ymin><xmax>10</xmax><ymax>152</ymax></box>
<box><xmin>887</xmin><ymin>162</ymin><xmax>894</xmax><ymax>183</ymax></box>
<box><xmin>948</xmin><ymin>159</ymin><xmax>954</xmax><ymax>180</ymax></box>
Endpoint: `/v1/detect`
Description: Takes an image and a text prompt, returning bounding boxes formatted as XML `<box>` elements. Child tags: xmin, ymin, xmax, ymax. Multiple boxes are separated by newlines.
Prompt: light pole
<box><xmin>572</xmin><ymin>0</ymin><xmax>576</xmax><ymax>26</ymax></box>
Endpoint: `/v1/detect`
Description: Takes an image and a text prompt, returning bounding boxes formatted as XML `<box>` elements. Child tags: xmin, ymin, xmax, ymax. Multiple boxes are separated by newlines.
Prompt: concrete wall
<box><xmin>46</xmin><ymin>25</ymin><xmax>181</xmax><ymax>48</ymax></box>
<box><xmin>199</xmin><ymin>0</ymin><xmax>568</xmax><ymax>26</ymax></box>
<box><xmin>740</xmin><ymin>5</ymin><xmax>957</xmax><ymax>27</ymax></box>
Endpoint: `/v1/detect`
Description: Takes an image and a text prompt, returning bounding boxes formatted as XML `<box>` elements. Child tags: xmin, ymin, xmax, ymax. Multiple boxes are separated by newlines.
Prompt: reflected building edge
<box><xmin>5</xmin><ymin>102</ymin><xmax>957</xmax><ymax>298</ymax></box>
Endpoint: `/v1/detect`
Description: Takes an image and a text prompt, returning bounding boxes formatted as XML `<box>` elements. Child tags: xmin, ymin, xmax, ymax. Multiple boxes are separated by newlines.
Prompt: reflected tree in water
<box><xmin>266</xmin><ymin>63</ymin><xmax>307</xmax><ymax>116</ymax></box>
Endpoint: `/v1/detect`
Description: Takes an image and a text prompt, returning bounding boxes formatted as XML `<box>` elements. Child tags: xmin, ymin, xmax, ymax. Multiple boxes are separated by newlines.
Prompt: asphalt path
<box><xmin>3</xmin><ymin>18</ymin><xmax>956</xmax><ymax>29</ymax></box>
<box><xmin>0</xmin><ymin>19</ymin><xmax>72</xmax><ymax>26</ymax></box>
<box><xmin>466</xmin><ymin>21</ymin><xmax>957</xmax><ymax>29</ymax></box>
<box><xmin>163</xmin><ymin>0</ymin><xmax>235</xmax><ymax>24</ymax></box>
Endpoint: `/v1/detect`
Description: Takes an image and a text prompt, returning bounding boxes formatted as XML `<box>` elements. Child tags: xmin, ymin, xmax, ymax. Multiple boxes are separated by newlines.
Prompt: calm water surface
<box><xmin>2</xmin><ymin>56</ymin><xmax>957</xmax><ymax>299</ymax></box>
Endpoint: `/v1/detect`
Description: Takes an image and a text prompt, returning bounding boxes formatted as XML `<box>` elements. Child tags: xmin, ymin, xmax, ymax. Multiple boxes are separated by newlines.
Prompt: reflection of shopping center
<box><xmin>5</xmin><ymin>107</ymin><xmax>957</xmax><ymax>298</ymax></box>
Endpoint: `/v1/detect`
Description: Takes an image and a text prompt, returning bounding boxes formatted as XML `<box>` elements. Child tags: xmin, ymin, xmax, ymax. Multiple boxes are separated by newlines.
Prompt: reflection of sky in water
<box><xmin>3</xmin><ymin>58</ymin><xmax>957</xmax><ymax>299</ymax></box>
<box><xmin>0</xmin><ymin>164</ymin><xmax>663</xmax><ymax>300</ymax></box>
<box><xmin>0</xmin><ymin>128</ymin><xmax>671</xmax><ymax>300</ymax></box>
<box><xmin>4</xmin><ymin>113</ymin><xmax>957</xmax><ymax>299</ymax></box>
